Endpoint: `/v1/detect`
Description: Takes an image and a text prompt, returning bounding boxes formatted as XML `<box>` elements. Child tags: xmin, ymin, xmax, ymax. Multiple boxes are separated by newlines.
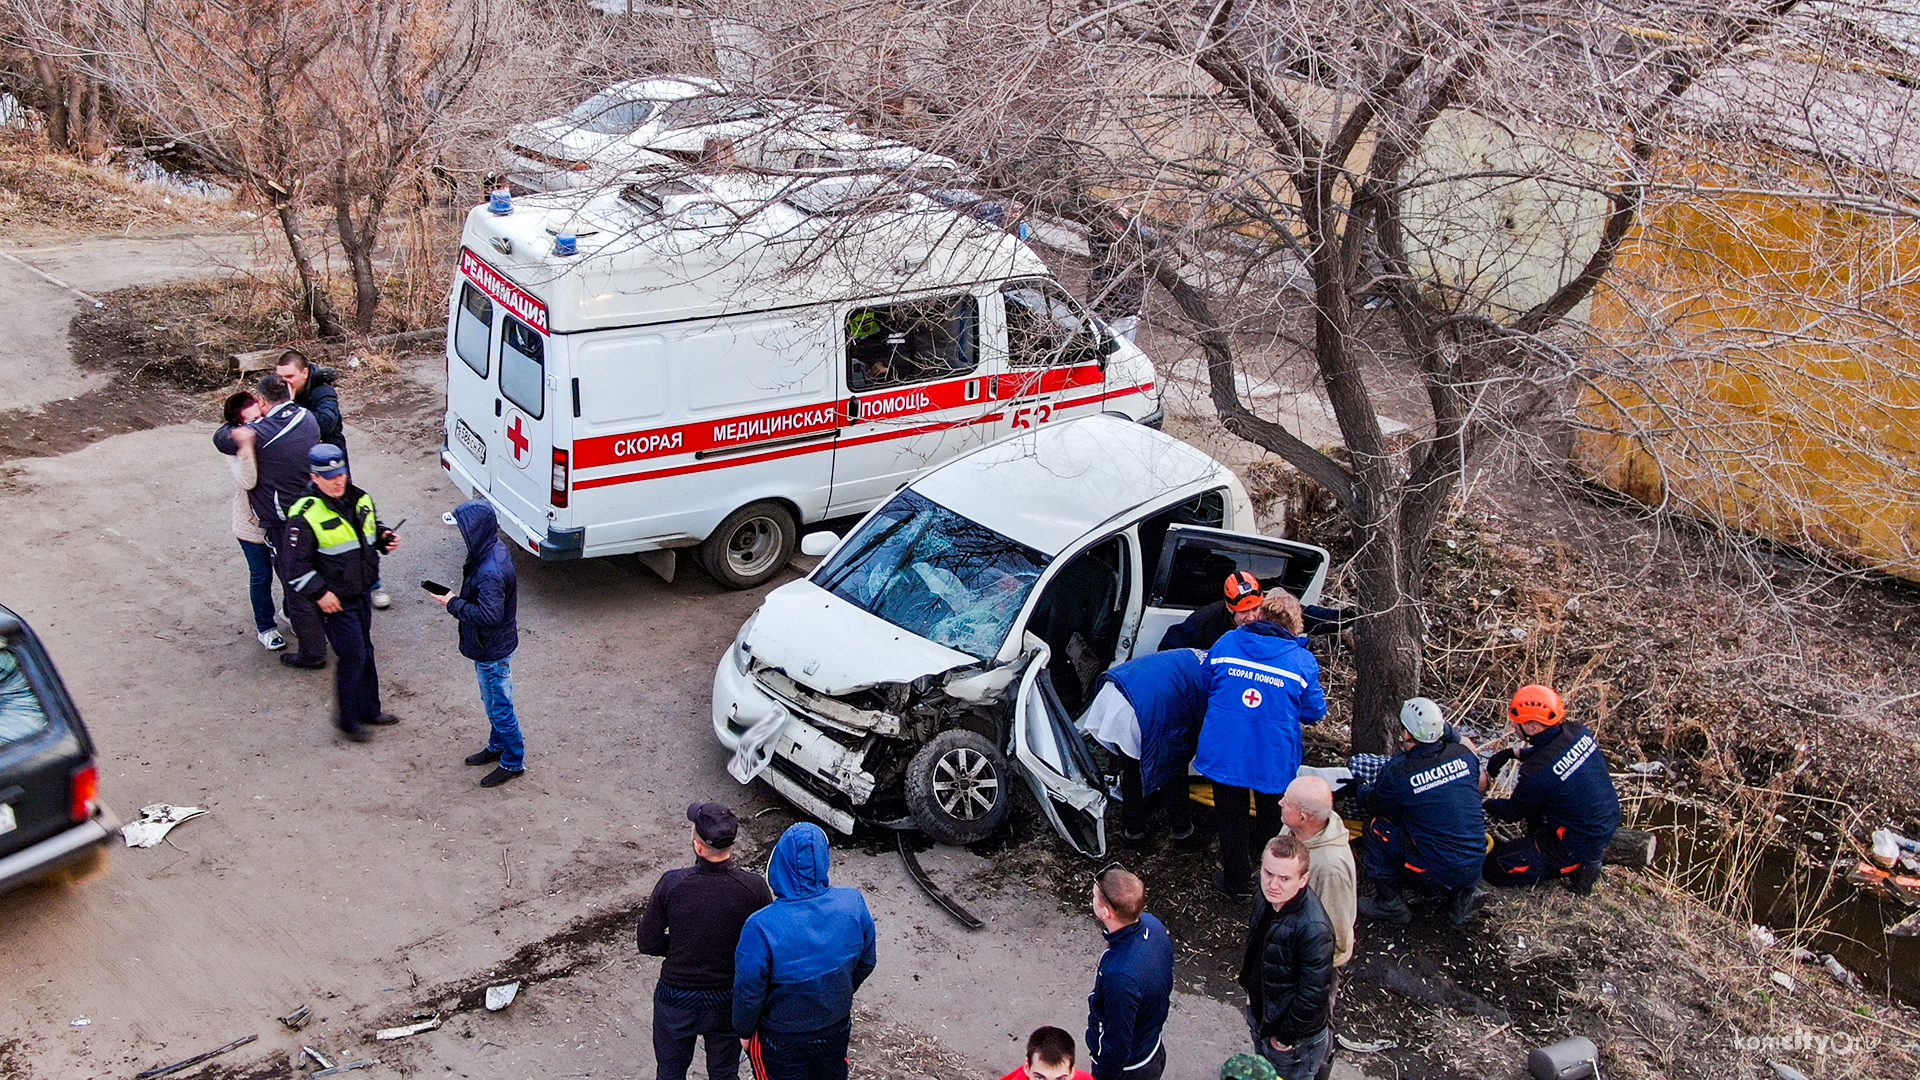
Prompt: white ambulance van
<box><xmin>441</xmin><ymin>174</ymin><xmax>1163</xmax><ymax>587</ymax></box>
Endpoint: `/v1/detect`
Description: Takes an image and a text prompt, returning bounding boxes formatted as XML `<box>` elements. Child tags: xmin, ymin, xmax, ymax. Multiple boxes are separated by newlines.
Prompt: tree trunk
<box><xmin>275</xmin><ymin>199</ymin><xmax>345</xmax><ymax>340</ymax></box>
<box><xmin>334</xmin><ymin>198</ymin><xmax>381</xmax><ymax>334</ymax></box>
<box><xmin>1346</xmin><ymin>523</ymin><xmax>1424</xmax><ymax>754</ymax></box>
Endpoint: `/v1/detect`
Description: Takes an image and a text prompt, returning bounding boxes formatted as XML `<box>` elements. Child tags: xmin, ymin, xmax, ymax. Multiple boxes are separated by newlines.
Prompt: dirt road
<box><xmin>0</xmin><ymin>245</ymin><xmax>1312</xmax><ymax>1079</ymax></box>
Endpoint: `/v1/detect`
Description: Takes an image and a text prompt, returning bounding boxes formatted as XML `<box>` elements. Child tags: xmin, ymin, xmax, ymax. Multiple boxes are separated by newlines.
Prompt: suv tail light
<box><xmin>550</xmin><ymin>448</ymin><xmax>570</xmax><ymax>508</ymax></box>
<box><xmin>70</xmin><ymin>762</ymin><xmax>98</xmax><ymax>822</ymax></box>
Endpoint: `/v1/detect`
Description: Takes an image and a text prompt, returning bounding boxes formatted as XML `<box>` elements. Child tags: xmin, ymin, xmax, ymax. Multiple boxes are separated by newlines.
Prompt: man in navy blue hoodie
<box><xmin>431</xmin><ymin>499</ymin><xmax>523</xmax><ymax>788</ymax></box>
<box><xmin>1086</xmin><ymin>866</ymin><xmax>1174</xmax><ymax>1080</ymax></box>
<box><xmin>733</xmin><ymin>823</ymin><xmax>877</xmax><ymax>1080</ymax></box>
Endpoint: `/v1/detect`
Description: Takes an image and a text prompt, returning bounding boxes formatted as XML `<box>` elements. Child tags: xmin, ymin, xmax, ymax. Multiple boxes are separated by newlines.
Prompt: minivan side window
<box><xmin>500</xmin><ymin>315</ymin><xmax>544</xmax><ymax>418</ymax></box>
<box><xmin>846</xmin><ymin>294</ymin><xmax>979</xmax><ymax>390</ymax></box>
<box><xmin>455</xmin><ymin>283</ymin><xmax>493</xmax><ymax>377</ymax></box>
<box><xmin>0</xmin><ymin>645</ymin><xmax>50</xmax><ymax>747</ymax></box>
<box><xmin>1004</xmin><ymin>280</ymin><xmax>1098</xmax><ymax>368</ymax></box>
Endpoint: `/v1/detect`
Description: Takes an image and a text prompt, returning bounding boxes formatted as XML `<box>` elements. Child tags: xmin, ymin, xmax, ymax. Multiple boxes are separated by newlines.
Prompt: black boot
<box><xmin>1449</xmin><ymin>881</ymin><xmax>1491</xmax><ymax>925</ymax></box>
<box><xmin>1357</xmin><ymin>881</ymin><xmax>1412</xmax><ymax>924</ymax></box>
<box><xmin>1566</xmin><ymin>862</ymin><xmax>1603</xmax><ymax>896</ymax></box>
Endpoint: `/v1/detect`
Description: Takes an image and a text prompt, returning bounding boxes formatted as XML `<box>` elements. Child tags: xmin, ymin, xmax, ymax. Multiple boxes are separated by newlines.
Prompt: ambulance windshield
<box><xmin>815</xmin><ymin>489</ymin><xmax>1049</xmax><ymax>659</ymax></box>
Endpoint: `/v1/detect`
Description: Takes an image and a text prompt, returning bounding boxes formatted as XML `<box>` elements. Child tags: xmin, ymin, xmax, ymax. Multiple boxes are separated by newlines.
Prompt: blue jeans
<box><xmin>476</xmin><ymin>657</ymin><xmax>524</xmax><ymax>772</ymax></box>
<box><xmin>239</xmin><ymin>540</ymin><xmax>277</xmax><ymax>633</ymax></box>
<box><xmin>1259</xmin><ymin>1026</ymin><xmax>1331</xmax><ymax>1080</ymax></box>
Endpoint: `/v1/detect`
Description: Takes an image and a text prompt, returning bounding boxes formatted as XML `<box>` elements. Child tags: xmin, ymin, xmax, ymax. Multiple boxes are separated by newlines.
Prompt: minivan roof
<box><xmin>910</xmin><ymin>416</ymin><xmax>1236</xmax><ymax>556</ymax></box>
<box><xmin>461</xmin><ymin>173</ymin><xmax>1047</xmax><ymax>333</ymax></box>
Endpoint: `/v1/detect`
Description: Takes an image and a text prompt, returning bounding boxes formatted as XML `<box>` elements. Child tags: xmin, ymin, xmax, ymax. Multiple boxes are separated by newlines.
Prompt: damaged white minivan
<box><xmin>711</xmin><ymin>415</ymin><xmax>1329</xmax><ymax>857</ymax></box>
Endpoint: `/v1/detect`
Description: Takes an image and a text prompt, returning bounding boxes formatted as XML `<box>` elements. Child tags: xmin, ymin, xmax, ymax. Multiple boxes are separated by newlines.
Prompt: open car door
<box><xmin>1135</xmin><ymin>526</ymin><xmax>1331</xmax><ymax>659</ymax></box>
<box><xmin>1009</xmin><ymin>635</ymin><xmax>1107</xmax><ymax>858</ymax></box>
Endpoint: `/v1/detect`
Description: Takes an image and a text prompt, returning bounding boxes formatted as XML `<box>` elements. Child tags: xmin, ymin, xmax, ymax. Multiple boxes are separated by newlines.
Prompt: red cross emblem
<box><xmin>506</xmin><ymin>411</ymin><xmax>531</xmax><ymax>468</ymax></box>
<box><xmin>1242</xmin><ymin>687</ymin><xmax>1263</xmax><ymax>709</ymax></box>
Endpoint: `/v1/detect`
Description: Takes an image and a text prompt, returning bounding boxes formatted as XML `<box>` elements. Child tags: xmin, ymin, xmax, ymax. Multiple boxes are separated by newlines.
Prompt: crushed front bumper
<box><xmin>712</xmin><ymin>650</ymin><xmax>878</xmax><ymax>834</ymax></box>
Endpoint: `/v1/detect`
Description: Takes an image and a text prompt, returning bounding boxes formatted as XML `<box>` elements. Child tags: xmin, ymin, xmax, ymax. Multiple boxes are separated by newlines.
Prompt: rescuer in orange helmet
<box><xmin>1480</xmin><ymin>684</ymin><xmax>1621</xmax><ymax>895</ymax></box>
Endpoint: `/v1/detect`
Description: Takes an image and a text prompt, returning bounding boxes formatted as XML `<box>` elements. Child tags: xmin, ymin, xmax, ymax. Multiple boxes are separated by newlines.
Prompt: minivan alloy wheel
<box><xmin>903</xmin><ymin>728</ymin><xmax>1011</xmax><ymax>845</ymax></box>
<box><xmin>931</xmin><ymin>746</ymin><xmax>999</xmax><ymax>820</ymax></box>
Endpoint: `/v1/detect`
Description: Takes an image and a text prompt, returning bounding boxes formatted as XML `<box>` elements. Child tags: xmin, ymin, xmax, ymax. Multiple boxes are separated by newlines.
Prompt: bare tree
<box><xmin>655</xmin><ymin>0</ymin><xmax>1816</xmax><ymax>750</ymax></box>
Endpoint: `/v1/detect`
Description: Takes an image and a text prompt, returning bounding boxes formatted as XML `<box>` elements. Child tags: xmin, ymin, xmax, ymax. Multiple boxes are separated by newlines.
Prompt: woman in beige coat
<box><xmin>223</xmin><ymin>390</ymin><xmax>284</xmax><ymax>650</ymax></box>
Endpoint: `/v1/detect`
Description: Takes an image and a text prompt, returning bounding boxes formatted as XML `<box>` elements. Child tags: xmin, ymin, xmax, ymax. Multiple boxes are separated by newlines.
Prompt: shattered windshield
<box><xmin>815</xmin><ymin>489</ymin><xmax>1049</xmax><ymax>659</ymax></box>
<box><xmin>567</xmin><ymin>92</ymin><xmax>657</xmax><ymax>135</ymax></box>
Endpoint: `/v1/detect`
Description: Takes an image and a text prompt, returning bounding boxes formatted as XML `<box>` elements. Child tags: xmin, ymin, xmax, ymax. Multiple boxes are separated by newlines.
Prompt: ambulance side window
<box><xmin>846</xmin><ymin>295</ymin><xmax>978</xmax><ymax>390</ymax></box>
<box><xmin>455</xmin><ymin>283</ymin><xmax>492</xmax><ymax>377</ymax></box>
<box><xmin>500</xmin><ymin>315</ymin><xmax>544</xmax><ymax>419</ymax></box>
<box><xmin>1004</xmin><ymin>280</ymin><xmax>1098</xmax><ymax>368</ymax></box>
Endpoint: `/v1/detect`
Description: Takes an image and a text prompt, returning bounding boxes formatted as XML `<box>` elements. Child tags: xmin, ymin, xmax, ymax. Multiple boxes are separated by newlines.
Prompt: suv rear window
<box><xmin>0</xmin><ymin>645</ymin><xmax>50</xmax><ymax>748</ymax></box>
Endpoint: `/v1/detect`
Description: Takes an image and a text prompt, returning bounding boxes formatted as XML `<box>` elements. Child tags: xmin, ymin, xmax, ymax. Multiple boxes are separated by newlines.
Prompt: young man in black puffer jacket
<box><xmin>1241</xmin><ymin>833</ymin><xmax>1337</xmax><ymax>1080</ymax></box>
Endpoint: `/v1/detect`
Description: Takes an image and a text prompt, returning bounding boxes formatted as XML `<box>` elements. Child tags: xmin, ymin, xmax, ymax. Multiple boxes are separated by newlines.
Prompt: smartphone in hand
<box><xmin>421</xmin><ymin>580</ymin><xmax>452</xmax><ymax>597</ymax></box>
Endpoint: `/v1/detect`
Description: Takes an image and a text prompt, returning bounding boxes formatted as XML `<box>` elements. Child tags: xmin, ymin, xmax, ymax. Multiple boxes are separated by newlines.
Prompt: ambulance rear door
<box><xmin>445</xmin><ymin>261</ymin><xmax>502</xmax><ymax>493</ymax></box>
<box><xmin>826</xmin><ymin>288</ymin><xmax>1002</xmax><ymax>516</ymax></box>
<box><xmin>491</xmin><ymin>311</ymin><xmax>558</xmax><ymax>537</ymax></box>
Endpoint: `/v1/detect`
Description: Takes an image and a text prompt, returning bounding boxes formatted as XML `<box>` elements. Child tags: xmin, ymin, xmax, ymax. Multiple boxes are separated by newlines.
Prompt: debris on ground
<box><xmin>120</xmin><ymin>804</ymin><xmax>206</xmax><ymax>848</ymax></box>
<box><xmin>132</xmin><ymin>1033</ymin><xmax>256</xmax><ymax>1079</ymax></box>
<box><xmin>484</xmin><ymin>982</ymin><xmax>519</xmax><ymax>1011</ymax></box>
<box><xmin>374</xmin><ymin>1014</ymin><xmax>441</xmax><ymax>1040</ymax></box>
<box><xmin>313</xmin><ymin>1062</ymin><xmax>374</xmax><ymax>1077</ymax></box>
<box><xmin>1527</xmin><ymin>1035</ymin><xmax>1599</xmax><ymax>1079</ymax></box>
<box><xmin>278</xmin><ymin>1004</ymin><xmax>310</xmax><ymax>1030</ymax></box>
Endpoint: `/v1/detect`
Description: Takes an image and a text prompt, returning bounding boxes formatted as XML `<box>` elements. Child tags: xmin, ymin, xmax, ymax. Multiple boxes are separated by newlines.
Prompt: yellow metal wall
<box><xmin>1579</xmin><ymin>157</ymin><xmax>1920</xmax><ymax>579</ymax></box>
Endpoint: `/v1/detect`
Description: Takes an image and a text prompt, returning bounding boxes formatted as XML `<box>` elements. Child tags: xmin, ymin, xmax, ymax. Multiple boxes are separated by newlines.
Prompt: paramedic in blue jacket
<box><xmin>733</xmin><ymin>823</ymin><xmax>877</xmax><ymax>1080</ymax></box>
<box><xmin>432</xmin><ymin>499</ymin><xmax>523</xmax><ymax>788</ymax></box>
<box><xmin>1085</xmin><ymin>648</ymin><xmax>1210</xmax><ymax>849</ymax></box>
<box><xmin>1481</xmin><ymin>684</ymin><xmax>1622</xmax><ymax>895</ymax></box>
<box><xmin>1086</xmin><ymin>866</ymin><xmax>1174</xmax><ymax>1080</ymax></box>
<box><xmin>1355</xmin><ymin>697</ymin><xmax>1489</xmax><ymax>927</ymax></box>
<box><xmin>1196</xmin><ymin>591</ymin><xmax>1327</xmax><ymax>897</ymax></box>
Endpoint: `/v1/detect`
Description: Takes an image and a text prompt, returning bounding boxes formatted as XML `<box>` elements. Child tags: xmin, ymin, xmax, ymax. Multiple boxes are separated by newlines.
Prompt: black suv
<box><xmin>0</xmin><ymin>604</ymin><xmax>116</xmax><ymax>894</ymax></box>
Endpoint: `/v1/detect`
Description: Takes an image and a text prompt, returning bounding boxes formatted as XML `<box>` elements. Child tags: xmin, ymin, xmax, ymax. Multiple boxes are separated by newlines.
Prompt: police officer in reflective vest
<box><xmin>279</xmin><ymin>444</ymin><xmax>403</xmax><ymax>741</ymax></box>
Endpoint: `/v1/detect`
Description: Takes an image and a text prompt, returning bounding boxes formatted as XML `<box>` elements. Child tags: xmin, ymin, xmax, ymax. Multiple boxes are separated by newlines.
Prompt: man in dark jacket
<box><xmin>1158</xmin><ymin>573</ymin><xmax>1355</xmax><ymax>652</ymax></box>
<box><xmin>1242</xmin><ymin>834</ymin><xmax>1335</xmax><ymax>1080</ymax></box>
<box><xmin>278</xmin><ymin>349</ymin><xmax>390</xmax><ymax>610</ymax></box>
<box><xmin>279</xmin><ymin>444</ymin><xmax>401</xmax><ymax>741</ymax></box>
<box><xmin>1482</xmin><ymin>684</ymin><xmax>1622</xmax><ymax>894</ymax></box>
<box><xmin>1086</xmin><ymin>648</ymin><xmax>1209</xmax><ymax>849</ymax></box>
<box><xmin>432</xmin><ymin>499</ymin><xmax>523</xmax><ymax>787</ymax></box>
<box><xmin>639</xmin><ymin>803</ymin><xmax>774</xmax><ymax>1080</ymax></box>
<box><xmin>1086</xmin><ymin>867</ymin><xmax>1173</xmax><ymax>1080</ymax></box>
<box><xmin>215</xmin><ymin>373</ymin><xmax>326</xmax><ymax>668</ymax></box>
<box><xmin>1357</xmin><ymin>697</ymin><xmax>1490</xmax><ymax>926</ymax></box>
<box><xmin>733</xmin><ymin>823</ymin><xmax>877</xmax><ymax>1080</ymax></box>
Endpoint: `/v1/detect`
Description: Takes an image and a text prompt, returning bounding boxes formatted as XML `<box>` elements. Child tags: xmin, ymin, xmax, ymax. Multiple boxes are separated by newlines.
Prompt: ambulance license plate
<box><xmin>0</xmin><ymin>803</ymin><xmax>15</xmax><ymax>836</ymax></box>
<box><xmin>455</xmin><ymin>419</ymin><xmax>487</xmax><ymax>464</ymax></box>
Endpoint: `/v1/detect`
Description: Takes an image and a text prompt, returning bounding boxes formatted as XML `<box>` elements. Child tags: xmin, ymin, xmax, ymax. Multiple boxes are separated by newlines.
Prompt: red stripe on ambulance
<box><xmin>574</xmin><ymin>401</ymin><xmax>841</xmax><ymax>469</ymax></box>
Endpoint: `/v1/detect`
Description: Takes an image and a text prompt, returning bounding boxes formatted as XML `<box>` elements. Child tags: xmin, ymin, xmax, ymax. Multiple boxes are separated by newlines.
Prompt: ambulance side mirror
<box><xmin>800</xmin><ymin>532</ymin><xmax>840</xmax><ymax>558</ymax></box>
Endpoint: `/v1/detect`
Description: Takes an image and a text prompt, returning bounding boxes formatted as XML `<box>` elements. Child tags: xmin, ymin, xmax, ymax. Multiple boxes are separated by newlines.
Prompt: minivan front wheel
<box><xmin>700</xmin><ymin>501</ymin><xmax>796</xmax><ymax>589</ymax></box>
<box><xmin>904</xmin><ymin>729</ymin><xmax>1010</xmax><ymax>846</ymax></box>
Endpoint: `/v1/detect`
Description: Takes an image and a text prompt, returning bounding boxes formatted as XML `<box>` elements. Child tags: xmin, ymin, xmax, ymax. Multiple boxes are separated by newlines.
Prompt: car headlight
<box><xmin>731</xmin><ymin>612</ymin><xmax>759</xmax><ymax>676</ymax></box>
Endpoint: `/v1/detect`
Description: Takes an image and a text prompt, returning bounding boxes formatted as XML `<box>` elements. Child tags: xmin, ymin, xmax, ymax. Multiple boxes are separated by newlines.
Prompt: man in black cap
<box><xmin>280</xmin><ymin>443</ymin><xmax>402</xmax><ymax>742</ymax></box>
<box><xmin>637</xmin><ymin>803</ymin><xmax>774</xmax><ymax>1080</ymax></box>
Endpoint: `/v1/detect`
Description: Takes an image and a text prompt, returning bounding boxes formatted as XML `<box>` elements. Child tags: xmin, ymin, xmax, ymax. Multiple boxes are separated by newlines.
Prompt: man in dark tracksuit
<box><xmin>734</xmin><ymin>823</ymin><xmax>877</xmax><ymax>1080</ymax></box>
<box><xmin>1356</xmin><ymin>697</ymin><xmax>1489</xmax><ymax>926</ymax></box>
<box><xmin>1244</xmin><ymin>834</ymin><xmax>1336</xmax><ymax>1080</ymax></box>
<box><xmin>1482</xmin><ymin>684</ymin><xmax>1621</xmax><ymax>893</ymax></box>
<box><xmin>279</xmin><ymin>444</ymin><xmax>402</xmax><ymax>741</ymax></box>
<box><xmin>638</xmin><ymin>803</ymin><xmax>774</xmax><ymax>1080</ymax></box>
<box><xmin>1087</xmin><ymin>867</ymin><xmax>1174</xmax><ymax>1080</ymax></box>
<box><xmin>434</xmin><ymin>499</ymin><xmax>524</xmax><ymax>787</ymax></box>
<box><xmin>214</xmin><ymin>373</ymin><xmax>325</xmax><ymax>667</ymax></box>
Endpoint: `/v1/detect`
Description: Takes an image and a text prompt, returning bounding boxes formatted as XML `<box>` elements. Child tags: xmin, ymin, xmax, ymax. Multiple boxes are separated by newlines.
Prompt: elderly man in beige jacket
<box><xmin>1279</xmin><ymin>775</ymin><xmax>1356</xmax><ymax>966</ymax></box>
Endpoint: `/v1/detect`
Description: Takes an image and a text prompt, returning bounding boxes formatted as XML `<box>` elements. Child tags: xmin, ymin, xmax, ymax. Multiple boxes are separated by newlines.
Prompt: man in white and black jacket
<box><xmin>1241</xmin><ymin>833</ymin><xmax>1337</xmax><ymax>1080</ymax></box>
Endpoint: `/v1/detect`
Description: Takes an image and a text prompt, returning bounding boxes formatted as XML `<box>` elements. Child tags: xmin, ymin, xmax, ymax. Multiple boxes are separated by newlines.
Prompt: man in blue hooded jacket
<box><xmin>734</xmin><ymin>823</ymin><xmax>877</xmax><ymax>1080</ymax></box>
<box><xmin>1196</xmin><ymin>592</ymin><xmax>1327</xmax><ymax>897</ymax></box>
<box><xmin>431</xmin><ymin>499</ymin><xmax>523</xmax><ymax>787</ymax></box>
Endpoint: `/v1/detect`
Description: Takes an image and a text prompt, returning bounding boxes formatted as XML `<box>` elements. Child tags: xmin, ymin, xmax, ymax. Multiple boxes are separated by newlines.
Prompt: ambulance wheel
<box><xmin>700</xmin><ymin>501</ymin><xmax>796</xmax><ymax>589</ymax></box>
<box><xmin>905</xmin><ymin>729</ymin><xmax>1010</xmax><ymax>846</ymax></box>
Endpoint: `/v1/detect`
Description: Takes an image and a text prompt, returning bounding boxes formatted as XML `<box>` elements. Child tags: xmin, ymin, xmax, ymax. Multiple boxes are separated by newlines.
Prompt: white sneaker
<box><xmin>257</xmin><ymin>628</ymin><xmax>286</xmax><ymax>651</ymax></box>
<box><xmin>371</xmin><ymin>590</ymin><xmax>391</xmax><ymax>610</ymax></box>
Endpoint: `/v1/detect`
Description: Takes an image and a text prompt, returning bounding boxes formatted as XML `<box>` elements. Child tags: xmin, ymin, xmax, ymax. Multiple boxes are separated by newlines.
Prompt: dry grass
<box><xmin>0</xmin><ymin>131</ymin><xmax>233</xmax><ymax>234</ymax></box>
